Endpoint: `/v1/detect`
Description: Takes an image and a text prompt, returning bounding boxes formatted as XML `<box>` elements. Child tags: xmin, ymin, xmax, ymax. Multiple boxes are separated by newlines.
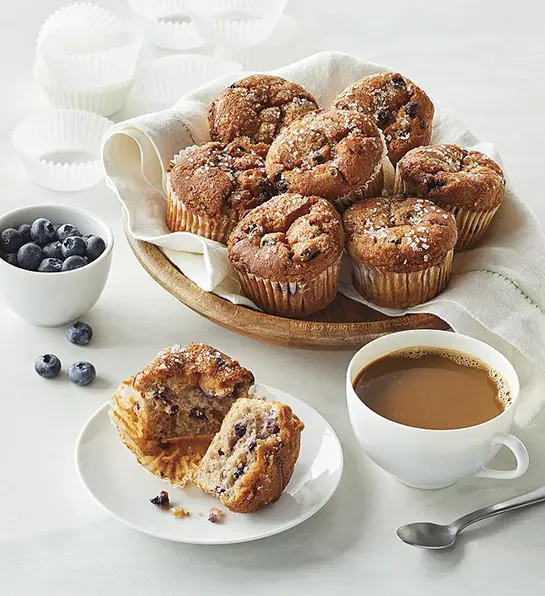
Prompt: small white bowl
<box><xmin>0</xmin><ymin>204</ymin><xmax>113</xmax><ymax>327</ymax></box>
<box><xmin>11</xmin><ymin>109</ymin><xmax>112</xmax><ymax>191</ymax></box>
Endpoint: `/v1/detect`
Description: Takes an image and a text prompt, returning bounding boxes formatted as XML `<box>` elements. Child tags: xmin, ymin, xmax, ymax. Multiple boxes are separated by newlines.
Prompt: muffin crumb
<box><xmin>208</xmin><ymin>507</ymin><xmax>225</xmax><ymax>524</ymax></box>
<box><xmin>171</xmin><ymin>507</ymin><xmax>190</xmax><ymax>518</ymax></box>
<box><xmin>150</xmin><ymin>490</ymin><xmax>170</xmax><ymax>509</ymax></box>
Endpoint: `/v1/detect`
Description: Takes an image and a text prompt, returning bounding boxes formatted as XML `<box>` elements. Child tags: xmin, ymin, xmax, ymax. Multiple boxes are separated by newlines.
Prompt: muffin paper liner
<box><xmin>134</xmin><ymin>55</ymin><xmax>242</xmax><ymax>110</ymax></box>
<box><xmin>351</xmin><ymin>249</ymin><xmax>454</xmax><ymax>309</ymax></box>
<box><xmin>167</xmin><ymin>191</ymin><xmax>233</xmax><ymax>244</ymax></box>
<box><xmin>394</xmin><ymin>174</ymin><xmax>500</xmax><ymax>252</ymax></box>
<box><xmin>332</xmin><ymin>166</ymin><xmax>385</xmax><ymax>212</ymax></box>
<box><xmin>110</xmin><ymin>379</ymin><xmax>211</xmax><ymax>488</ymax></box>
<box><xmin>11</xmin><ymin>109</ymin><xmax>112</xmax><ymax>192</ymax></box>
<box><xmin>187</xmin><ymin>0</ymin><xmax>287</xmax><ymax>48</ymax></box>
<box><xmin>34</xmin><ymin>61</ymin><xmax>132</xmax><ymax>116</ymax></box>
<box><xmin>236</xmin><ymin>259</ymin><xmax>342</xmax><ymax>318</ymax></box>
<box><xmin>129</xmin><ymin>0</ymin><xmax>205</xmax><ymax>50</ymax></box>
<box><xmin>36</xmin><ymin>3</ymin><xmax>140</xmax><ymax>89</ymax></box>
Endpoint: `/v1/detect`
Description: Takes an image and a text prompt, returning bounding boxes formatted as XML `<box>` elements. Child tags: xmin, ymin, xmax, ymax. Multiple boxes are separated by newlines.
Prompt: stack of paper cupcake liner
<box><xmin>11</xmin><ymin>109</ymin><xmax>112</xmax><ymax>191</ymax></box>
<box><xmin>128</xmin><ymin>0</ymin><xmax>205</xmax><ymax>50</ymax></box>
<box><xmin>187</xmin><ymin>0</ymin><xmax>287</xmax><ymax>49</ymax></box>
<box><xmin>34</xmin><ymin>3</ymin><xmax>140</xmax><ymax>116</ymax></box>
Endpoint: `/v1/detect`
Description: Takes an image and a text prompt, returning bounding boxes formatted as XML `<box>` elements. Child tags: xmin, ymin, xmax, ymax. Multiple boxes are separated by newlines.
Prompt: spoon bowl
<box><xmin>396</xmin><ymin>522</ymin><xmax>457</xmax><ymax>549</ymax></box>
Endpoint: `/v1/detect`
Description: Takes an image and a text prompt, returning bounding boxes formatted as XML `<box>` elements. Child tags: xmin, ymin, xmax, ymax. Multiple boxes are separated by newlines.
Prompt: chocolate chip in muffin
<box><xmin>405</xmin><ymin>102</ymin><xmax>419</xmax><ymax>117</ymax></box>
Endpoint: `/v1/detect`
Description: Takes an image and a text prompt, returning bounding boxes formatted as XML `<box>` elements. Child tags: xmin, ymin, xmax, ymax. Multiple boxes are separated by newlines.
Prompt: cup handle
<box><xmin>473</xmin><ymin>433</ymin><xmax>529</xmax><ymax>480</ymax></box>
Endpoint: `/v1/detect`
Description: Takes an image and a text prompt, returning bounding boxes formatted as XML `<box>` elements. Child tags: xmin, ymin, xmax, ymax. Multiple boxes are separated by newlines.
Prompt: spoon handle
<box><xmin>453</xmin><ymin>485</ymin><xmax>545</xmax><ymax>532</ymax></box>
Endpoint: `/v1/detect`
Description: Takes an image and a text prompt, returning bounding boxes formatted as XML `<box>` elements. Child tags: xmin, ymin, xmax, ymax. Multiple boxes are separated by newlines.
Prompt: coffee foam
<box><xmin>390</xmin><ymin>347</ymin><xmax>512</xmax><ymax>409</ymax></box>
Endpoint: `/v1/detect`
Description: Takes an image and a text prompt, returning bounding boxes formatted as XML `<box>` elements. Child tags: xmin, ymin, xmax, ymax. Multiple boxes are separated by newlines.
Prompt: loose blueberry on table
<box><xmin>0</xmin><ymin>218</ymin><xmax>106</xmax><ymax>272</ymax></box>
<box><xmin>68</xmin><ymin>361</ymin><xmax>96</xmax><ymax>386</ymax></box>
<box><xmin>35</xmin><ymin>354</ymin><xmax>62</xmax><ymax>379</ymax></box>
<box><xmin>67</xmin><ymin>321</ymin><xmax>93</xmax><ymax>346</ymax></box>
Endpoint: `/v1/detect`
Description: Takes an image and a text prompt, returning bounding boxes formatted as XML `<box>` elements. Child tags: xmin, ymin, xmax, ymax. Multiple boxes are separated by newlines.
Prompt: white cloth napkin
<box><xmin>102</xmin><ymin>51</ymin><xmax>545</xmax><ymax>427</ymax></box>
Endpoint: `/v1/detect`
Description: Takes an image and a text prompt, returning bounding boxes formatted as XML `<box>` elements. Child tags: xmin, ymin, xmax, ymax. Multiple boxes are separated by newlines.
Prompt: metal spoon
<box><xmin>397</xmin><ymin>484</ymin><xmax>545</xmax><ymax>549</ymax></box>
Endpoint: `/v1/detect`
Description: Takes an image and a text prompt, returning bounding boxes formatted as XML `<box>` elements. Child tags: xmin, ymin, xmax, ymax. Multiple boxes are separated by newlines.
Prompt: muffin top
<box><xmin>396</xmin><ymin>144</ymin><xmax>506</xmax><ymax>211</ymax></box>
<box><xmin>343</xmin><ymin>195</ymin><xmax>457</xmax><ymax>272</ymax></box>
<box><xmin>133</xmin><ymin>343</ymin><xmax>255</xmax><ymax>400</ymax></box>
<box><xmin>208</xmin><ymin>75</ymin><xmax>319</xmax><ymax>146</ymax></box>
<box><xmin>266</xmin><ymin>109</ymin><xmax>385</xmax><ymax>201</ymax></box>
<box><xmin>332</xmin><ymin>72</ymin><xmax>434</xmax><ymax>165</ymax></box>
<box><xmin>167</xmin><ymin>139</ymin><xmax>275</xmax><ymax>223</ymax></box>
<box><xmin>228</xmin><ymin>193</ymin><xmax>344</xmax><ymax>282</ymax></box>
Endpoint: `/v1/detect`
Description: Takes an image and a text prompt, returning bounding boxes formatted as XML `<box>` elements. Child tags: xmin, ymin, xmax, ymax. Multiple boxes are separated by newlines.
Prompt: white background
<box><xmin>1</xmin><ymin>1</ymin><xmax>545</xmax><ymax>595</ymax></box>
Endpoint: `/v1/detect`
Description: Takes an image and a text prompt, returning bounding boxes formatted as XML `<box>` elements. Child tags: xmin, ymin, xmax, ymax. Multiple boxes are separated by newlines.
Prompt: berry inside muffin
<box><xmin>193</xmin><ymin>397</ymin><xmax>304</xmax><ymax>513</ymax></box>
<box><xmin>208</xmin><ymin>74</ymin><xmax>318</xmax><ymax>146</ymax></box>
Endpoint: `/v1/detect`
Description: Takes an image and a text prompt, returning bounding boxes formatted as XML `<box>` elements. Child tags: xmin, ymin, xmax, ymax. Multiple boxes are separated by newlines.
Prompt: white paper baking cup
<box><xmin>128</xmin><ymin>0</ymin><xmax>205</xmax><ymax>50</ymax></box>
<box><xmin>134</xmin><ymin>55</ymin><xmax>242</xmax><ymax>110</ymax></box>
<box><xmin>187</xmin><ymin>0</ymin><xmax>287</xmax><ymax>48</ymax></box>
<box><xmin>36</xmin><ymin>3</ymin><xmax>141</xmax><ymax>89</ymax></box>
<box><xmin>11</xmin><ymin>109</ymin><xmax>112</xmax><ymax>192</ymax></box>
<box><xmin>34</xmin><ymin>59</ymin><xmax>132</xmax><ymax>116</ymax></box>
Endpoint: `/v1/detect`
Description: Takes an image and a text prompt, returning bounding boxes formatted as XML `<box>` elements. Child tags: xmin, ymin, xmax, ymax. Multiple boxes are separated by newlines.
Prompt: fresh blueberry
<box><xmin>17</xmin><ymin>243</ymin><xmax>43</xmax><ymax>271</ymax></box>
<box><xmin>30</xmin><ymin>218</ymin><xmax>56</xmax><ymax>247</ymax></box>
<box><xmin>2</xmin><ymin>253</ymin><xmax>18</xmax><ymax>267</ymax></box>
<box><xmin>66</xmin><ymin>321</ymin><xmax>93</xmax><ymax>346</ymax></box>
<box><xmin>18</xmin><ymin>224</ymin><xmax>32</xmax><ymax>244</ymax></box>
<box><xmin>56</xmin><ymin>223</ymin><xmax>81</xmax><ymax>242</ymax></box>
<box><xmin>35</xmin><ymin>354</ymin><xmax>62</xmax><ymax>379</ymax></box>
<box><xmin>61</xmin><ymin>236</ymin><xmax>86</xmax><ymax>259</ymax></box>
<box><xmin>43</xmin><ymin>241</ymin><xmax>63</xmax><ymax>260</ymax></box>
<box><xmin>68</xmin><ymin>361</ymin><xmax>96</xmax><ymax>386</ymax></box>
<box><xmin>84</xmin><ymin>235</ymin><xmax>106</xmax><ymax>262</ymax></box>
<box><xmin>1</xmin><ymin>228</ymin><xmax>24</xmax><ymax>253</ymax></box>
<box><xmin>62</xmin><ymin>255</ymin><xmax>87</xmax><ymax>271</ymax></box>
<box><xmin>38</xmin><ymin>258</ymin><xmax>63</xmax><ymax>272</ymax></box>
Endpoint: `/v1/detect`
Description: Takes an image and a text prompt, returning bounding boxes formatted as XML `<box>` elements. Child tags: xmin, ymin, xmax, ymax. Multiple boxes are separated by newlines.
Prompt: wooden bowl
<box><xmin>124</xmin><ymin>223</ymin><xmax>449</xmax><ymax>350</ymax></box>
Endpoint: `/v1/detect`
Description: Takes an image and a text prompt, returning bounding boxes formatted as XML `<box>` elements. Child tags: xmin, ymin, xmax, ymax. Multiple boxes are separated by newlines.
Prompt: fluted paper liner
<box><xmin>110</xmin><ymin>379</ymin><xmax>211</xmax><ymax>487</ymax></box>
<box><xmin>129</xmin><ymin>0</ymin><xmax>205</xmax><ymax>50</ymax></box>
<box><xmin>167</xmin><ymin>191</ymin><xmax>232</xmax><ymax>243</ymax></box>
<box><xmin>332</xmin><ymin>166</ymin><xmax>385</xmax><ymax>212</ymax></box>
<box><xmin>11</xmin><ymin>109</ymin><xmax>112</xmax><ymax>191</ymax></box>
<box><xmin>36</xmin><ymin>3</ymin><xmax>140</xmax><ymax>89</ymax></box>
<box><xmin>394</xmin><ymin>173</ymin><xmax>500</xmax><ymax>252</ymax></box>
<box><xmin>134</xmin><ymin>54</ymin><xmax>241</xmax><ymax>110</ymax></box>
<box><xmin>351</xmin><ymin>249</ymin><xmax>454</xmax><ymax>309</ymax></box>
<box><xmin>187</xmin><ymin>0</ymin><xmax>287</xmax><ymax>48</ymax></box>
<box><xmin>236</xmin><ymin>258</ymin><xmax>342</xmax><ymax>317</ymax></box>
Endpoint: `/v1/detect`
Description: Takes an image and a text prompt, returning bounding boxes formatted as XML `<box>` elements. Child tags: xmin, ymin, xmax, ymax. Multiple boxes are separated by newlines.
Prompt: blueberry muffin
<box><xmin>394</xmin><ymin>144</ymin><xmax>505</xmax><ymax>250</ymax></box>
<box><xmin>332</xmin><ymin>72</ymin><xmax>434</xmax><ymax>165</ymax></box>
<box><xmin>343</xmin><ymin>195</ymin><xmax>457</xmax><ymax>308</ymax></box>
<box><xmin>266</xmin><ymin>109</ymin><xmax>386</xmax><ymax>212</ymax></box>
<box><xmin>110</xmin><ymin>343</ymin><xmax>255</xmax><ymax>487</ymax></box>
<box><xmin>166</xmin><ymin>139</ymin><xmax>275</xmax><ymax>244</ymax></box>
<box><xmin>193</xmin><ymin>398</ymin><xmax>304</xmax><ymax>513</ymax></box>
<box><xmin>208</xmin><ymin>74</ymin><xmax>318</xmax><ymax>146</ymax></box>
<box><xmin>228</xmin><ymin>193</ymin><xmax>344</xmax><ymax>317</ymax></box>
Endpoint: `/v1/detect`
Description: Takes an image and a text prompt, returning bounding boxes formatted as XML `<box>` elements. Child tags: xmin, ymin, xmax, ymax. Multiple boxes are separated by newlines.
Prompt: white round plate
<box><xmin>75</xmin><ymin>385</ymin><xmax>343</xmax><ymax>544</ymax></box>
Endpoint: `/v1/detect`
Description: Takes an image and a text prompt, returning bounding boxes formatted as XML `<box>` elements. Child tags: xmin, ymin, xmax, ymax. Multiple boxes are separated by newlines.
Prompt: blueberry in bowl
<box><xmin>0</xmin><ymin>204</ymin><xmax>113</xmax><ymax>326</ymax></box>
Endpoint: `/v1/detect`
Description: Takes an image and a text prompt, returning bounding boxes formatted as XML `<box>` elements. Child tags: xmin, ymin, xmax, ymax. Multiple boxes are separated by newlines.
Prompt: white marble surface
<box><xmin>1</xmin><ymin>1</ymin><xmax>545</xmax><ymax>595</ymax></box>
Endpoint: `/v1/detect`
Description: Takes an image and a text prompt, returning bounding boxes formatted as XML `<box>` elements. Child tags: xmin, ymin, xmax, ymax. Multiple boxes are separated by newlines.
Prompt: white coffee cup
<box><xmin>346</xmin><ymin>330</ymin><xmax>529</xmax><ymax>489</ymax></box>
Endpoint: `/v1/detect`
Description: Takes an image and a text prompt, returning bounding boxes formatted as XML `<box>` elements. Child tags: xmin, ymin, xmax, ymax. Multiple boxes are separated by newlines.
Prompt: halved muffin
<box><xmin>110</xmin><ymin>343</ymin><xmax>255</xmax><ymax>487</ymax></box>
<box><xmin>193</xmin><ymin>397</ymin><xmax>304</xmax><ymax>513</ymax></box>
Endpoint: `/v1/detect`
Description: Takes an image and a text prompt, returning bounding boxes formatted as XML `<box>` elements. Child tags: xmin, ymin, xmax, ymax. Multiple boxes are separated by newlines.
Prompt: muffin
<box><xmin>166</xmin><ymin>139</ymin><xmax>275</xmax><ymax>244</ymax></box>
<box><xmin>208</xmin><ymin>74</ymin><xmax>318</xmax><ymax>146</ymax></box>
<box><xmin>110</xmin><ymin>343</ymin><xmax>255</xmax><ymax>487</ymax></box>
<box><xmin>394</xmin><ymin>144</ymin><xmax>505</xmax><ymax>250</ymax></box>
<box><xmin>332</xmin><ymin>72</ymin><xmax>434</xmax><ymax>165</ymax></box>
<box><xmin>193</xmin><ymin>398</ymin><xmax>304</xmax><ymax>513</ymax></box>
<box><xmin>343</xmin><ymin>195</ymin><xmax>457</xmax><ymax>308</ymax></box>
<box><xmin>266</xmin><ymin>109</ymin><xmax>386</xmax><ymax>212</ymax></box>
<box><xmin>228</xmin><ymin>193</ymin><xmax>344</xmax><ymax>317</ymax></box>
